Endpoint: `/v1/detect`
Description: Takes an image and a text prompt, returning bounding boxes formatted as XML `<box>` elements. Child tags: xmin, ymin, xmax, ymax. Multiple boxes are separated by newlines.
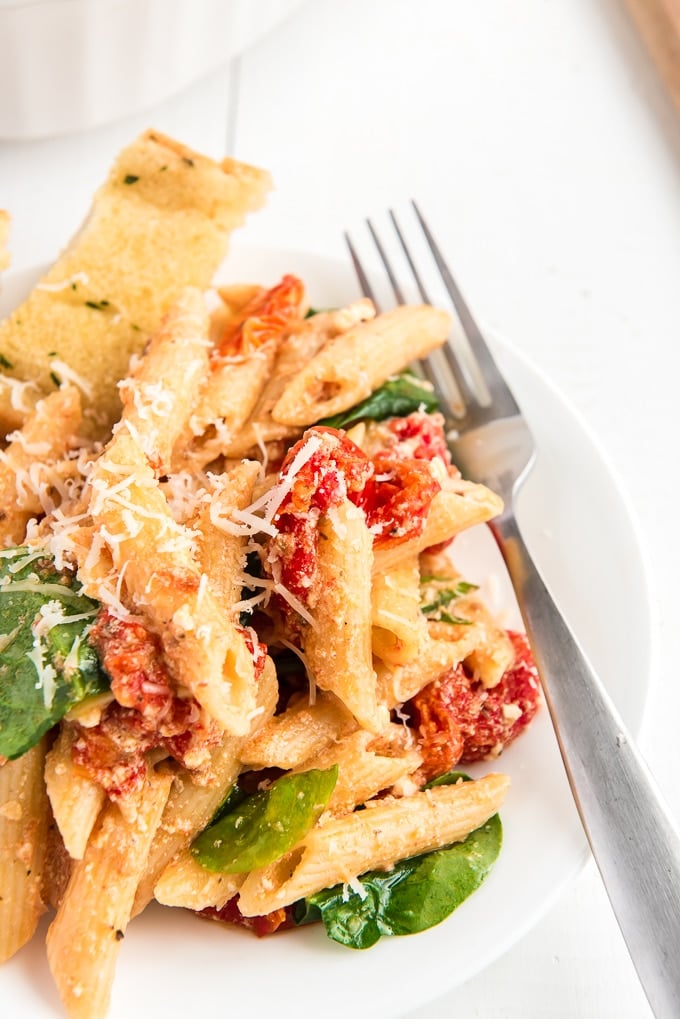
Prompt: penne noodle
<box><xmin>304</xmin><ymin>499</ymin><xmax>388</xmax><ymax>734</ymax></box>
<box><xmin>431</xmin><ymin>601</ymin><xmax>515</xmax><ymax>689</ymax></box>
<box><xmin>118</xmin><ymin>287</ymin><xmax>211</xmax><ymax>476</ymax></box>
<box><xmin>46</xmin><ymin>767</ymin><xmax>173</xmax><ymax>1019</ymax></box>
<box><xmin>371</xmin><ymin>558</ymin><xmax>427</xmax><ymax>666</ymax></box>
<box><xmin>191</xmin><ymin>460</ymin><xmax>262</xmax><ymax>608</ymax></box>
<box><xmin>43</xmin><ymin>807</ymin><xmax>73</xmax><ymax>912</ymax></box>
<box><xmin>221</xmin><ymin>300</ymin><xmax>375</xmax><ymax>459</ymax></box>
<box><xmin>183</xmin><ymin>351</ymin><xmax>280</xmax><ymax>468</ymax></box>
<box><xmin>375</xmin><ymin>627</ymin><xmax>481</xmax><ymax>707</ymax></box>
<box><xmin>86</xmin><ymin>430</ymin><xmax>258</xmax><ymax>735</ymax></box>
<box><xmin>295</xmin><ymin>727</ymin><xmax>423</xmax><ymax>818</ymax></box>
<box><xmin>0</xmin><ymin>208</ymin><xmax>9</xmax><ymax>271</ymax></box>
<box><xmin>373</xmin><ymin>480</ymin><xmax>503</xmax><ymax>575</ymax></box>
<box><xmin>238</xmin><ymin>772</ymin><xmax>510</xmax><ymax>915</ymax></box>
<box><xmin>240</xmin><ymin>690</ymin><xmax>356</xmax><ymax>770</ymax></box>
<box><xmin>215</xmin><ymin>283</ymin><xmax>265</xmax><ymax>317</ymax></box>
<box><xmin>0</xmin><ymin>742</ymin><xmax>48</xmax><ymax>963</ymax></box>
<box><xmin>0</xmin><ymin>385</ymin><xmax>81</xmax><ymax>546</ymax></box>
<box><xmin>45</xmin><ymin>724</ymin><xmax>106</xmax><ymax>860</ymax></box>
<box><xmin>132</xmin><ymin>655</ymin><xmax>278</xmax><ymax>915</ymax></box>
<box><xmin>154</xmin><ymin>853</ymin><xmax>243</xmax><ymax>912</ymax></box>
<box><xmin>270</xmin><ymin>304</ymin><xmax>449</xmax><ymax>427</ymax></box>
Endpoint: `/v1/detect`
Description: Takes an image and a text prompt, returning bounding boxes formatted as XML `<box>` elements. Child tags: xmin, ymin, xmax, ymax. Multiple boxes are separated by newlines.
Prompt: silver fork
<box><xmin>346</xmin><ymin>204</ymin><xmax>680</xmax><ymax>1019</ymax></box>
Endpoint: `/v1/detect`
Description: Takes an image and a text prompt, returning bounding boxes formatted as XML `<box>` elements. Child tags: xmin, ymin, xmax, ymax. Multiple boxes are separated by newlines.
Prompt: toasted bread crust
<box><xmin>0</xmin><ymin>130</ymin><xmax>271</xmax><ymax>437</ymax></box>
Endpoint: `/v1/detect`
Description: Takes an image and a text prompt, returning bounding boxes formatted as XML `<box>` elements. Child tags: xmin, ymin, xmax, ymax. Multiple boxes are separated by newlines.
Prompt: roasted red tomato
<box><xmin>269</xmin><ymin>429</ymin><xmax>373</xmax><ymax>624</ymax></box>
<box><xmin>73</xmin><ymin>610</ymin><xmax>222</xmax><ymax>800</ymax></box>
<box><xmin>382</xmin><ymin>410</ymin><xmax>452</xmax><ymax>466</ymax></box>
<box><xmin>199</xmin><ymin>897</ymin><xmax>296</xmax><ymax>937</ymax></box>
<box><xmin>271</xmin><ymin>426</ymin><xmax>442</xmax><ymax>614</ymax></box>
<box><xmin>407</xmin><ymin>630</ymin><xmax>541</xmax><ymax>781</ymax></box>
<box><xmin>276</xmin><ymin>427</ymin><xmax>372</xmax><ymax>518</ymax></box>
<box><xmin>268</xmin><ymin>424</ymin><xmax>448</xmax><ymax>640</ymax></box>
<box><xmin>357</xmin><ymin>453</ymin><xmax>440</xmax><ymax>546</ymax></box>
<box><xmin>217</xmin><ymin>274</ymin><xmax>305</xmax><ymax>358</ymax></box>
<box><xmin>88</xmin><ymin>610</ymin><xmax>175</xmax><ymax>721</ymax></box>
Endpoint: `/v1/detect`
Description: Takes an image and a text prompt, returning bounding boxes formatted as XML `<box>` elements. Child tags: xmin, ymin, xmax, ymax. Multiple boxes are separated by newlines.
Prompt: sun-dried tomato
<box><xmin>269</xmin><ymin>429</ymin><xmax>373</xmax><ymax>627</ymax></box>
<box><xmin>383</xmin><ymin>411</ymin><xmax>452</xmax><ymax>465</ymax></box>
<box><xmin>407</xmin><ymin>630</ymin><xmax>540</xmax><ymax>781</ymax></box>
<box><xmin>199</xmin><ymin>896</ymin><xmax>297</xmax><ymax>937</ymax></box>
<box><xmin>406</xmin><ymin>665</ymin><xmax>471</xmax><ymax>782</ymax></box>
<box><xmin>276</xmin><ymin>427</ymin><xmax>372</xmax><ymax>518</ymax></box>
<box><xmin>460</xmin><ymin>630</ymin><xmax>540</xmax><ymax>761</ymax></box>
<box><xmin>88</xmin><ymin>610</ymin><xmax>174</xmax><ymax>720</ymax></box>
<box><xmin>73</xmin><ymin>610</ymin><xmax>221</xmax><ymax>800</ymax></box>
<box><xmin>217</xmin><ymin>274</ymin><xmax>305</xmax><ymax>358</ymax></box>
<box><xmin>271</xmin><ymin>426</ymin><xmax>443</xmax><ymax>624</ymax></box>
<box><xmin>356</xmin><ymin>454</ymin><xmax>440</xmax><ymax>546</ymax></box>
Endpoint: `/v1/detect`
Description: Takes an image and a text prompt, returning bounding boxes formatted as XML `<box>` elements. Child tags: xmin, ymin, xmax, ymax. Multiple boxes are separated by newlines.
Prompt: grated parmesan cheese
<box><xmin>342</xmin><ymin>876</ymin><xmax>368</xmax><ymax>901</ymax></box>
<box><xmin>36</xmin><ymin>272</ymin><xmax>90</xmax><ymax>292</ymax></box>
<box><xmin>50</xmin><ymin>358</ymin><xmax>94</xmax><ymax>400</ymax></box>
<box><xmin>277</xmin><ymin>638</ymin><xmax>317</xmax><ymax>704</ymax></box>
<box><xmin>0</xmin><ymin>376</ymin><xmax>39</xmax><ymax>413</ymax></box>
<box><xmin>228</xmin><ymin>432</ymin><xmax>324</xmax><ymax>540</ymax></box>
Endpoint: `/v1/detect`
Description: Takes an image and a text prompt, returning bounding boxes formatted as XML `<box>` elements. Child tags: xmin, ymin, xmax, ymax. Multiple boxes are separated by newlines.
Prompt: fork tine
<box><xmin>411</xmin><ymin>201</ymin><xmax>520</xmax><ymax>417</ymax></box>
<box><xmin>345</xmin><ymin>216</ymin><xmax>469</xmax><ymax>419</ymax></box>
<box><xmin>366</xmin><ymin>218</ymin><xmax>406</xmax><ymax>304</ymax></box>
<box><xmin>387</xmin><ymin>208</ymin><xmax>475</xmax><ymax>415</ymax></box>
<box><xmin>344</xmin><ymin>231</ymin><xmax>382</xmax><ymax>311</ymax></box>
<box><xmin>388</xmin><ymin>209</ymin><xmax>430</xmax><ymax>303</ymax></box>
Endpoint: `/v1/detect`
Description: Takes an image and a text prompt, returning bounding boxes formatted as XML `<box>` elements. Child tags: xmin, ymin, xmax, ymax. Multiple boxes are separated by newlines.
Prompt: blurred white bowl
<box><xmin>0</xmin><ymin>0</ymin><xmax>305</xmax><ymax>139</ymax></box>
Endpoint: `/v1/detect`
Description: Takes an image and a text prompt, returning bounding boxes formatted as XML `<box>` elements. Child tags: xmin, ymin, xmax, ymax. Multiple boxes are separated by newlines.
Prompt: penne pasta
<box><xmin>221</xmin><ymin>299</ymin><xmax>375</xmax><ymax>459</ymax></box>
<box><xmin>43</xmin><ymin>806</ymin><xmax>73</xmax><ymax>912</ymax></box>
<box><xmin>371</xmin><ymin>557</ymin><xmax>427</xmax><ymax>665</ymax></box>
<box><xmin>0</xmin><ymin>209</ymin><xmax>9</xmax><ymax>272</ymax></box>
<box><xmin>45</xmin><ymin>723</ymin><xmax>106</xmax><ymax>859</ymax></box>
<box><xmin>86</xmin><ymin>430</ymin><xmax>258</xmax><ymax>735</ymax></box>
<box><xmin>373</xmin><ymin>480</ymin><xmax>503</xmax><ymax>575</ymax></box>
<box><xmin>0</xmin><ymin>385</ymin><xmax>81</xmax><ymax>546</ymax></box>
<box><xmin>0</xmin><ymin>742</ymin><xmax>48</xmax><ymax>963</ymax></box>
<box><xmin>304</xmin><ymin>499</ymin><xmax>388</xmax><ymax>734</ymax></box>
<box><xmin>431</xmin><ymin>604</ymin><xmax>515</xmax><ymax>689</ymax></box>
<box><xmin>191</xmin><ymin>460</ymin><xmax>262</xmax><ymax>608</ymax></box>
<box><xmin>375</xmin><ymin>627</ymin><xmax>481</xmax><ymax>707</ymax></box>
<box><xmin>133</xmin><ymin>655</ymin><xmax>278</xmax><ymax>915</ymax></box>
<box><xmin>295</xmin><ymin>726</ymin><xmax>423</xmax><ymax>818</ymax></box>
<box><xmin>238</xmin><ymin>773</ymin><xmax>510</xmax><ymax>915</ymax></box>
<box><xmin>46</xmin><ymin>767</ymin><xmax>173</xmax><ymax>1019</ymax></box>
<box><xmin>154</xmin><ymin>853</ymin><xmax>243</xmax><ymax>912</ymax></box>
<box><xmin>118</xmin><ymin>287</ymin><xmax>211</xmax><ymax>476</ymax></box>
<box><xmin>270</xmin><ymin>304</ymin><xmax>450</xmax><ymax>427</ymax></box>
<box><xmin>240</xmin><ymin>690</ymin><xmax>356</xmax><ymax>770</ymax></box>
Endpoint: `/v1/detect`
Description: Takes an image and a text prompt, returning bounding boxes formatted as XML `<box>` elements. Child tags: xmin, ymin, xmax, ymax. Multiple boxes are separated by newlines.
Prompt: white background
<box><xmin>1</xmin><ymin>2</ymin><xmax>679</xmax><ymax>1016</ymax></box>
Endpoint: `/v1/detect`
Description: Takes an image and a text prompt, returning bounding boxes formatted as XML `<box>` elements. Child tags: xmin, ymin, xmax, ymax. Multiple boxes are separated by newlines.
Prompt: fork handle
<box><xmin>495</xmin><ymin>512</ymin><xmax>680</xmax><ymax>1019</ymax></box>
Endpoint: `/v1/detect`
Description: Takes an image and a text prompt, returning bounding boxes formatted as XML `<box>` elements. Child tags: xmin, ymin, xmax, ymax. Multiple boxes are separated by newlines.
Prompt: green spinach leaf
<box><xmin>0</xmin><ymin>547</ymin><xmax>108</xmax><ymax>760</ymax></box>
<box><xmin>191</xmin><ymin>766</ymin><xmax>338</xmax><ymax>874</ymax></box>
<box><xmin>298</xmin><ymin>778</ymin><xmax>502</xmax><ymax>949</ymax></box>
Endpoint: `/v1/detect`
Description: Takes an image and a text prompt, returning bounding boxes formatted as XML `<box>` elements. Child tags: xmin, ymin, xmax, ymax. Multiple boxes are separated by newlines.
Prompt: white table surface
<box><xmin>1</xmin><ymin>2</ymin><xmax>679</xmax><ymax>1016</ymax></box>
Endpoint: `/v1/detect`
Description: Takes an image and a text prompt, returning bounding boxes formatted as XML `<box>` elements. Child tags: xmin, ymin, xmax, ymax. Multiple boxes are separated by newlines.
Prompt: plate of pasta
<box><xmin>0</xmin><ymin>131</ymin><xmax>652</xmax><ymax>1019</ymax></box>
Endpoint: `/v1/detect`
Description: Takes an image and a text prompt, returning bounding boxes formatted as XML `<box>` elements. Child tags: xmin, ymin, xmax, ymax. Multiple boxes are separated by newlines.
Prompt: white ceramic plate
<box><xmin>0</xmin><ymin>248</ymin><xmax>653</xmax><ymax>1018</ymax></box>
